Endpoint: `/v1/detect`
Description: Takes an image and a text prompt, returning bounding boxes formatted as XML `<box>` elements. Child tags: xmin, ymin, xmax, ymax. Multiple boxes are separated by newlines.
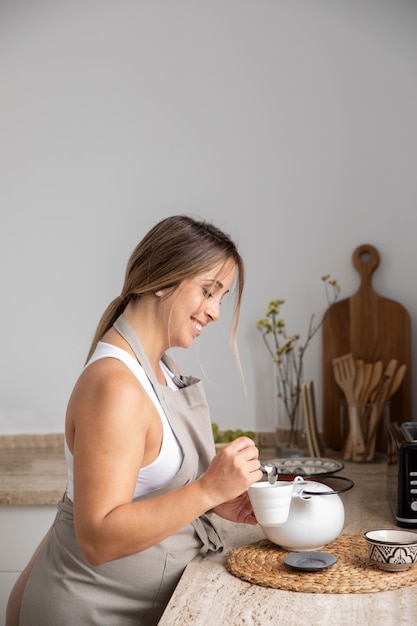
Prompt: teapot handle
<box><xmin>293</xmin><ymin>475</ymin><xmax>354</xmax><ymax>496</ymax></box>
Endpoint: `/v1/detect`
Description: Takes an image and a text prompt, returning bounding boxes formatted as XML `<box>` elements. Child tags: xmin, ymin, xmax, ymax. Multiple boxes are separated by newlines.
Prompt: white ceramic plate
<box><xmin>265</xmin><ymin>457</ymin><xmax>343</xmax><ymax>477</ymax></box>
<box><xmin>283</xmin><ymin>551</ymin><xmax>338</xmax><ymax>572</ymax></box>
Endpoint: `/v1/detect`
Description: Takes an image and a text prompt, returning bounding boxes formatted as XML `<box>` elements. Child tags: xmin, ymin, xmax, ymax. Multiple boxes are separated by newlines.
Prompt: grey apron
<box><xmin>18</xmin><ymin>315</ymin><xmax>224</xmax><ymax>626</ymax></box>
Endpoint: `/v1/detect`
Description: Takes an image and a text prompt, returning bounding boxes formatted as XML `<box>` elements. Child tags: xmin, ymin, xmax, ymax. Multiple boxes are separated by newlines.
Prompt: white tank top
<box><xmin>65</xmin><ymin>342</ymin><xmax>183</xmax><ymax>501</ymax></box>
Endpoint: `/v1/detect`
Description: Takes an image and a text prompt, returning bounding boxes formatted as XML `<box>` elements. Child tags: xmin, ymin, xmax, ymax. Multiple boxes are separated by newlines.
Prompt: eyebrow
<box><xmin>204</xmin><ymin>279</ymin><xmax>231</xmax><ymax>297</ymax></box>
<box><xmin>205</xmin><ymin>279</ymin><xmax>224</xmax><ymax>289</ymax></box>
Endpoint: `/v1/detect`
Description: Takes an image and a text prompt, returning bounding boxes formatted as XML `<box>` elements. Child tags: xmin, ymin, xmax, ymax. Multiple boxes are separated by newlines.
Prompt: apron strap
<box><xmin>113</xmin><ymin>315</ymin><xmax>187</xmax><ymax>389</ymax></box>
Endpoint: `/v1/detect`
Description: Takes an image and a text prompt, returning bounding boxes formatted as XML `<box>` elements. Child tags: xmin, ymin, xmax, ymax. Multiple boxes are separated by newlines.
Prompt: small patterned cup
<box><xmin>364</xmin><ymin>529</ymin><xmax>417</xmax><ymax>572</ymax></box>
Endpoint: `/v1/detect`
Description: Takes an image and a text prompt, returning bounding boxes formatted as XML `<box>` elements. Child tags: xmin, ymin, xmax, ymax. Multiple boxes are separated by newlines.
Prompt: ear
<box><xmin>155</xmin><ymin>290</ymin><xmax>164</xmax><ymax>297</ymax></box>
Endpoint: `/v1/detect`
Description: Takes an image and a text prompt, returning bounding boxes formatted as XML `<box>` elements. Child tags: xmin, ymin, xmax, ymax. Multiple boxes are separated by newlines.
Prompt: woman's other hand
<box><xmin>212</xmin><ymin>490</ymin><xmax>257</xmax><ymax>525</ymax></box>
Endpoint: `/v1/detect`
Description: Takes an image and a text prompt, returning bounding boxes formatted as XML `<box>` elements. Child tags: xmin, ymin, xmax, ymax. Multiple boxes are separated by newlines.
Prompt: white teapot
<box><xmin>249</xmin><ymin>474</ymin><xmax>354</xmax><ymax>552</ymax></box>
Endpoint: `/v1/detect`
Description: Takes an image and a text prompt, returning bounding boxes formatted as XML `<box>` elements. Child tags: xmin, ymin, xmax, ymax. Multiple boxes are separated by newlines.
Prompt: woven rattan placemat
<box><xmin>226</xmin><ymin>534</ymin><xmax>417</xmax><ymax>593</ymax></box>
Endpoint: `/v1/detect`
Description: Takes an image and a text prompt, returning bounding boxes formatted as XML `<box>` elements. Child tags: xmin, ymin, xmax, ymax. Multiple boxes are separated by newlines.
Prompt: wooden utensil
<box><xmin>364</xmin><ymin>362</ymin><xmax>406</xmax><ymax>461</ymax></box>
<box><xmin>322</xmin><ymin>244</ymin><xmax>411</xmax><ymax>450</ymax></box>
<box><xmin>388</xmin><ymin>363</ymin><xmax>407</xmax><ymax>402</ymax></box>
<box><xmin>332</xmin><ymin>353</ymin><xmax>365</xmax><ymax>460</ymax></box>
<box><xmin>302</xmin><ymin>381</ymin><xmax>324</xmax><ymax>457</ymax></box>
<box><xmin>357</xmin><ymin>361</ymin><xmax>382</xmax><ymax>442</ymax></box>
<box><xmin>302</xmin><ymin>382</ymin><xmax>316</xmax><ymax>457</ymax></box>
<box><xmin>354</xmin><ymin>360</ymin><xmax>365</xmax><ymax>404</ymax></box>
<box><xmin>360</xmin><ymin>361</ymin><xmax>384</xmax><ymax>441</ymax></box>
<box><xmin>307</xmin><ymin>381</ymin><xmax>324</xmax><ymax>457</ymax></box>
<box><xmin>361</xmin><ymin>361</ymin><xmax>383</xmax><ymax>406</ymax></box>
<box><xmin>363</xmin><ymin>359</ymin><xmax>398</xmax><ymax>461</ymax></box>
<box><xmin>342</xmin><ymin>360</ymin><xmax>367</xmax><ymax>460</ymax></box>
<box><xmin>358</xmin><ymin>362</ymin><xmax>374</xmax><ymax>405</ymax></box>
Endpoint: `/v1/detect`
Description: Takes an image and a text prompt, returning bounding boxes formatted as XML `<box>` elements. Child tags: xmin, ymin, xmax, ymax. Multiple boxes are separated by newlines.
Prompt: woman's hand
<box><xmin>199</xmin><ymin>436</ymin><xmax>262</xmax><ymax>509</ymax></box>
<box><xmin>212</xmin><ymin>491</ymin><xmax>257</xmax><ymax>525</ymax></box>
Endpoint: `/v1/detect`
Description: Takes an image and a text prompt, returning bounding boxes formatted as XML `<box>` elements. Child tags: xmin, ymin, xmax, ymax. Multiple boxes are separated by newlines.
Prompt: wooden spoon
<box><xmin>362</xmin><ymin>361</ymin><xmax>383</xmax><ymax>405</ymax></box>
<box><xmin>354</xmin><ymin>360</ymin><xmax>365</xmax><ymax>403</ymax></box>
<box><xmin>358</xmin><ymin>360</ymin><xmax>383</xmax><ymax>441</ymax></box>
<box><xmin>388</xmin><ymin>363</ymin><xmax>407</xmax><ymax>399</ymax></box>
<box><xmin>364</xmin><ymin>360</ymin><xmax>401</xmax><ymax>461</ymax></box>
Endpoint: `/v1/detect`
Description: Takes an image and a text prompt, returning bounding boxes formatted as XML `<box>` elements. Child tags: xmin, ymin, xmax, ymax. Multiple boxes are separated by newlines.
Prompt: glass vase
<box><xmin>275</xmin><ymin>398</ymin><xmax>306</xmax><ymax>458</ymax></box>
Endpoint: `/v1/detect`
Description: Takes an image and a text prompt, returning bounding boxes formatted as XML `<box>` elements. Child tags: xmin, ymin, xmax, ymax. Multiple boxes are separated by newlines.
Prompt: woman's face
<box><xmin>160</xmin><ymin>258</ymin><xmax>237</xmax><ymax>349</ymax></box>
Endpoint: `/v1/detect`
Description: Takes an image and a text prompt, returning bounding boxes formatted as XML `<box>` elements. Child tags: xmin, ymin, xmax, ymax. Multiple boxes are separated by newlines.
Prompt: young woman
<box><xmin>7</xmin><ymin>215</ymin><xmax>261</xmax><ymax>626</ymax></box>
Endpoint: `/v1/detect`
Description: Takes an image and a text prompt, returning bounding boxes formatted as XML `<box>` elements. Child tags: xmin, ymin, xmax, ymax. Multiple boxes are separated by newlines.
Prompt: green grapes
<box><xmin>211</xmin><ymin>422</ymin><xmax>255</xmax><ymax>443</ymax></box>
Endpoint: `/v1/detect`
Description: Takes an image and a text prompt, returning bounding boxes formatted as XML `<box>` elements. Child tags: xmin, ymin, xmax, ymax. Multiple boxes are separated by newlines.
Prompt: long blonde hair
<box><xmin>86</xmin><ymin>215</ymin><xmax>245</xmax><ymax>362</ymax></box>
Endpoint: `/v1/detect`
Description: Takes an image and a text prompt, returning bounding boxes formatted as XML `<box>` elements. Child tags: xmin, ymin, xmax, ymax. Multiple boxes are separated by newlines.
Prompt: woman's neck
<box><xmin>103</xmin><ymin>300</ymin><xmax>168</xmax><ymax>384</ymax></box>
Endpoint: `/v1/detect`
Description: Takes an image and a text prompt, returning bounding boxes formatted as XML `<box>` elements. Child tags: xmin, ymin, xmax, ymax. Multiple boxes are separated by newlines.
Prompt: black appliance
<box><xmin>387</xmin><ymin>422</ymin><xmax>417</xmax><ymax>528</ymax></box>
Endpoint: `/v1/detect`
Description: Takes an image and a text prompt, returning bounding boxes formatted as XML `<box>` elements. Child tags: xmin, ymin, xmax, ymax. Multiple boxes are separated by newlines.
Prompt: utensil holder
<box><xmin>339</xmin><ymin>401</ymin><xmax>390</xmax><ymax>462</ymax></box>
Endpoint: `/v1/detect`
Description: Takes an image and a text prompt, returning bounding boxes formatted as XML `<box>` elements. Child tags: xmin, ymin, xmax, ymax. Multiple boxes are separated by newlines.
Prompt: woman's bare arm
<box><xmin>67</xmin><ymin>359</ymin><xmax>261</xmax><ymax>565</ymax></box>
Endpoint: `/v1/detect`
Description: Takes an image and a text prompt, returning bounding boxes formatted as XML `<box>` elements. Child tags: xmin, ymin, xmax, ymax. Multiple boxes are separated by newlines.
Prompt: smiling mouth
<box><xmin>192</xmin><ymin>318</ymin><xmax>203</xmax><ymax>335</ymax></box>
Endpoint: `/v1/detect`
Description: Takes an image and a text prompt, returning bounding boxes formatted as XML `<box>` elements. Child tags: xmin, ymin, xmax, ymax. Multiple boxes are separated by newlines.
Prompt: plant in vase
<box><xmin>256</xmin><ymin>274</ymin><xmax>341</xmax><ymax>456</ymax></box>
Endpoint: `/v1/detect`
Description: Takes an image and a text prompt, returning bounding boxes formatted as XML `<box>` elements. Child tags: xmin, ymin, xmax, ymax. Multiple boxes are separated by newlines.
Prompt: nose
<box><xmin>205</xmin><ymin>299</ymin><xmax>221</xmax><ymax>322</ymax></box>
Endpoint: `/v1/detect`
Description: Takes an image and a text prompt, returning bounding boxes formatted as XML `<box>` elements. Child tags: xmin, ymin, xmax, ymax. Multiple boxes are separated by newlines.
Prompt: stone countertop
<box><xmin>0</xmin><ymin>435</ymin><xmax>275</xmax><ymax>507</ymax></box>
<box><xmin>2</xmin><ymin>436</ymin><xmax>417</xmax><ymax>623</ymax></box>
<box><xmin>0</xmin><ymin>434</ymin><xmax>67</xmax><ymax>505</ymax></box>
<box><xmin>159</xmin><ymin>455</ymin><xmax>417</xmax><ymax>626</ymax></box>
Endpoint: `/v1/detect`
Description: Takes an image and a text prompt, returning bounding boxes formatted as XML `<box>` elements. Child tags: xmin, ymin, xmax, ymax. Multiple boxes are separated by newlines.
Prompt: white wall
<box><xmin>1</xmin><ymin>0</ymin><xmax>416</xmax><ymax>435</ymax></box>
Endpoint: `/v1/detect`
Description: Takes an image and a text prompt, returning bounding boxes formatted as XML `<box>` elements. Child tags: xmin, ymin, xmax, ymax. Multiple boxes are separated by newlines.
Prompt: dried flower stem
<box><xmin>257</xmin><ymin>276</ymin><xmax>341</xmax><ymax>447</ymax></box>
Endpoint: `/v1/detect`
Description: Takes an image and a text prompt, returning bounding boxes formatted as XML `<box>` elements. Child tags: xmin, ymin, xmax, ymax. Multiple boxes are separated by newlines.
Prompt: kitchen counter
<box><xmin>2</xmin><ymin>436</ymin><xmax>417</xmax><ymax>624</ymax></box>
<box><xmin>159</xmin><ymin>455</ymin><xmax>417</xmax><ymax>626</ymax></box>
<box><xmin>0</xmin><ymin>434</ymin><xmax>66</xmax><ymax>505</ymax></box>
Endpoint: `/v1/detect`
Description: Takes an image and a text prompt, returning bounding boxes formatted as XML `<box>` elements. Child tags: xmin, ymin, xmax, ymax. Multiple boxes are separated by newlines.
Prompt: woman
<box><xmin>7</xmin><ymin>215</ymin><xmax>261</xmax><ymax>626</ymax></box>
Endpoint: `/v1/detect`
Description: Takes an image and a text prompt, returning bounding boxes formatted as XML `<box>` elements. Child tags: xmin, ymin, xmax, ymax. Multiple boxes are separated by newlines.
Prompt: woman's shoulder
<box><xmin>78</xmin><ymin>350</ymin><xmax>146</xmax><ymax>399</ymax></box>
<box><xmin>67</xmin><ymin>347</ymin><xmax>154</xmax><ymax>433</ymax></box>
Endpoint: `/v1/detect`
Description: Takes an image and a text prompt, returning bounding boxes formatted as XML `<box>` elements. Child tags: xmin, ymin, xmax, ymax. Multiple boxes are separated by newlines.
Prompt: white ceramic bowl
<box><xmin>364</xmin><ymin>529</ymin><xmax>417</xmax><ymax>572</ymax></box>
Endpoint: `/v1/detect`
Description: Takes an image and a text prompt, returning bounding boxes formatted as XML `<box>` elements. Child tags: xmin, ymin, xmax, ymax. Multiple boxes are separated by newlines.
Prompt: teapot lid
<box><xmin>293</xmin><ymin>475</ymin><xmax>354</xmax><ymax>496</ymax></box>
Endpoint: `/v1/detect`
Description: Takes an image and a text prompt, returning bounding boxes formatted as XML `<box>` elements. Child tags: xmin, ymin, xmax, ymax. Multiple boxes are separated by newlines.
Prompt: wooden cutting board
<box><xmin>322</xmin><ymin>244</ymin><xmax>412</xmax><ymax>450</ymax></box>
